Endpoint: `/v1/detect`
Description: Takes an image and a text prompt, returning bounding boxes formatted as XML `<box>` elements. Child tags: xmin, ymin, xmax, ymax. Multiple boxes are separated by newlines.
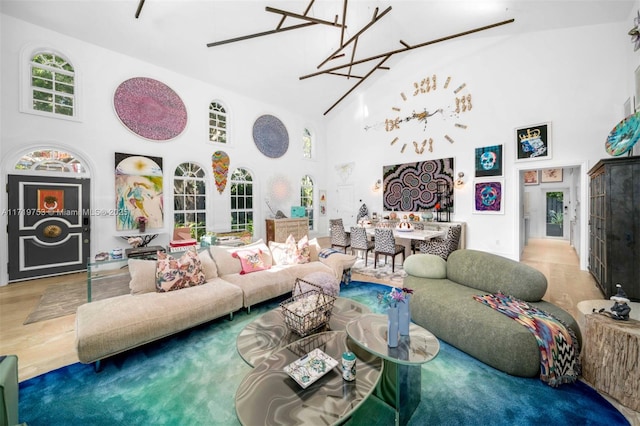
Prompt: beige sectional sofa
<box><xmin>76</xmin><ymin>239</ymin><xmax>354</xmax><ymax>365</ymax></box>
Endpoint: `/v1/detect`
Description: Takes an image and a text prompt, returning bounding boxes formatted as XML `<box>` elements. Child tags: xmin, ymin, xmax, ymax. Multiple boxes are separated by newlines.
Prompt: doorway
<box><xmin>7</xmin><ymin>174</ymin><xmax>91</xmax><ymax>281</ymax></box>
<box><xmin>545</xmin><ymin>190</ymin><xmax>568</xmax><ymax>238</ymax></box>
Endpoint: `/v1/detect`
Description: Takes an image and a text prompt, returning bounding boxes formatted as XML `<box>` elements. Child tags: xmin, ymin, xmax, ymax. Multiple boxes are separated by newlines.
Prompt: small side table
<box><xmin>346</xmin><ymin>313</ymin><xmax>440</xmax><ymax>426</ymax></box>
<box><xmin>581</xmin><ymin>314</ymin><xmax>640</xmax><ymax>411</ymax></box>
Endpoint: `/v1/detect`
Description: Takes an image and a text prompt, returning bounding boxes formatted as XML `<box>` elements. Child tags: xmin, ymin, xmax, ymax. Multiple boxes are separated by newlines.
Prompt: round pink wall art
<box><xmin>113</xmin><ymin>77</ymin><xmax>187</xmax><ymax>141</ymax></box>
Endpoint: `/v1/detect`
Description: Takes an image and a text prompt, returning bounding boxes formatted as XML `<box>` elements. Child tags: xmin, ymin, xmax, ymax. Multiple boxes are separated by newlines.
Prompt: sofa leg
<box><xmin>94</xmin><ymin>360</ymin><xmax>103</xmax><ymax>373</ymax></box>
<box><xmin>229</xmin><ymin>312</ymin><xmax>234</xmax><ymax>321</ymax></box>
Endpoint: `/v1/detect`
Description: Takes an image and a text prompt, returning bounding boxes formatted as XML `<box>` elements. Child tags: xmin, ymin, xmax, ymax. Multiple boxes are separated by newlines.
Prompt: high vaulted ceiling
<box><xmin>1</xmin><ymin>1</ymin><xmax>634</xmax><ymax>117</ymax></box>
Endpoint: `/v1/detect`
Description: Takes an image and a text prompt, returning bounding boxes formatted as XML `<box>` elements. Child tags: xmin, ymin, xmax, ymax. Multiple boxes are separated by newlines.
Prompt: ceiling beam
<box><xmin>207</xmin><ymin>22</ymin><xmax>316</xmax><ymax>47</ymax></box>
<box><xmin>308</xmin><ymin>18</ymin><xmax>515</xmax><ymax>114</ymax></box>
<box><xmin>265</xmin><ymin>6</ymin><xmax>346</xmax><ymax>28</ymax></box>
<box><xmin>302</xmin><ymin>19</ymin><xmax>515</xmax><ymax>80</ymax></box>
<box><xmin>316</xmin><ymin>6</ymin><xmax>392</xmax><ymax>70</ymax></box>
<box><xmin>324</xmin><ymin>56</ymin><xmax>391</xmax><ymax>115</ymax></box>
<box><xmin>135</xmin><ymin>0</ymin><xmax>145</xmax><ymax>19</ymax></box>
<box><xmin>207</xmin><ymin>1</ymin><xmax>345</xmax><ymax>48</ymax></box>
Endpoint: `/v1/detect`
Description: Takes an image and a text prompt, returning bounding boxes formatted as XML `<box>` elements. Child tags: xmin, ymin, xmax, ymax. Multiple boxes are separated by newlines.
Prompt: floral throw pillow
<box><xmin>232</xmin><ymin>249</ymin><xmax>270</xmax><ymax>274</ymax></box>
<box><xmin>296</xmin><ymin>234</ymin><xmax>311</xmax><ymax>264</ymax></box>
<box><xmin>270</xmin><ymin>235</ymin><xmax>298</xmax><ymax>265</ymax></box>
<box><xmin>156</xmin><ymin>249</ymin><xmax>206</xmax><ymax>292</ymax></box>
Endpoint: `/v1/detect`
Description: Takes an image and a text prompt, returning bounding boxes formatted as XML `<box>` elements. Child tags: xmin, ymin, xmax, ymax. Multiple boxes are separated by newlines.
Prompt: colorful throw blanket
<box><xmin>473</xmin><ymin>292</ymin><xmax>580</xmax><ymax>387</ymax></box>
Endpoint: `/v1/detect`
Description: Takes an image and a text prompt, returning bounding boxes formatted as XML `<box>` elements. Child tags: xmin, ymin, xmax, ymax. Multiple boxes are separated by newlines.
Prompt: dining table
<box><xmin>363</xmin><ymin>226</ymin><xmax>447</xmax><ymax>259</ymax></box>
<box><xmin>364</xmin><ymin>226</ymin><xmax>447</xmax><ymax>241</ymax></box>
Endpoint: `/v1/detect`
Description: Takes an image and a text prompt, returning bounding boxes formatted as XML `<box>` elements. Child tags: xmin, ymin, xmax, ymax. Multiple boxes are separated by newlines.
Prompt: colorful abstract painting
<box><xmin>473</xmin><ymin>179</ymin><xmax>504</xmax><ymax>214</ymax></box>
<box><xmin>113</xmin><ymin>77</ymin><xmax>187</xmax><ymax>141</ymax></box>
<box><xmin>211</xmin><ymin>151</ymin><xmax>230</xmax><ymax>194</ymax></box>
<box><xmin>115</xmin><ymin>153</ymin><xmax>164</xmax><ymax>231</ymax></box>
<box><xmin>382</xmin><ymin>158</ymin><xmax>454</xmax><ymax>212</ymax></box>
<box><xmin>475</xmin><ymin>145</ymin><xmax>503</xmax><ymax>177</ymax></box>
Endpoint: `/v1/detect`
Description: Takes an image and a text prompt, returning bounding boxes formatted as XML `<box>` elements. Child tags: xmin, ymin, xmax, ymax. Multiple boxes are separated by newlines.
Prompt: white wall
<box><xmin>0</xmin><ymin>15</ymin><xmax>328</xmax><ymax>285</ymax></box>
<box><xmin>324</xmin><ymin>21</ymin><xmax>629</xmax><ymax>263</ymax></box>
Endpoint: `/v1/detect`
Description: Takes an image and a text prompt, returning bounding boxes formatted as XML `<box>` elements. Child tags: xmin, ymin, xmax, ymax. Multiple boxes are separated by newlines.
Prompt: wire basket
<box><xmin>280</xmin><ymin>279</ymin><xmax>337</xmax><ymax>337</ymax></box>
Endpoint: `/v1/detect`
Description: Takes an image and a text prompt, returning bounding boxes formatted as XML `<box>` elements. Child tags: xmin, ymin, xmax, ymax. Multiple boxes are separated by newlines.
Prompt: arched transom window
<box><xmin>15</xmin><ymin>149</ymin><xmax>86</xmax><ymax>174</ymax></box>
<box><xmin>209</xmin><ymin>101</ymin><xmax>227</xmax><ymax>144</ymax></box>
<box><xmin>302</xmin><ymin>127</ymin><xmax>312</xmax><ymax>159</ymax></box>
<box><xmin>30</xmin><ymin>51</ymin><xmax>75</xmax><ymax>117</ymax></box>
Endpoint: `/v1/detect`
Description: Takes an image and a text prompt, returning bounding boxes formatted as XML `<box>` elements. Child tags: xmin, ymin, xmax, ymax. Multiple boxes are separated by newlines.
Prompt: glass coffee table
<box><xmin>235</xmin><ymin>331</ymin><xmax>382</xmax><ymax>426</ymax></box>
<box><xmin>345</xmin><ymin>313</ymin><xmax>440</xmax><ymax>426</ymax></box>
<box><xmin>236</xmin><ymin>297</ymin><xmax>371</xmax><ymax>367</ymax></box>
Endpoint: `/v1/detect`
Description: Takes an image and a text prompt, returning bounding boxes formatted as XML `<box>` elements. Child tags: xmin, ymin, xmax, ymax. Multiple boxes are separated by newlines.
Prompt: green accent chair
<box><xmin>0</xmin><ymin>355</ymin><xmax>19</xmax><ymax>426</ymax></box>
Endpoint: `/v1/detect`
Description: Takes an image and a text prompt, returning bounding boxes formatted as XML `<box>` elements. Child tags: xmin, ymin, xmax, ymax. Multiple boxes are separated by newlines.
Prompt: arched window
<box><xmin>230</xmin><ymin>168</ymin><xmax>254</xmax><ymax>234</ymax></box>
<box><xmin>300</xmin><ymin>175</ymin><xmax>314</xmax><ymax>231</ymax></box>
<box><xmin>209</xmin><ymin>101</ymin><xmax>227</xmax><ymax>143</ymax></box>
<box><xmin>174</xmin><ymin>162</ymin><xmax>207</xmax><ymax>241</ymax></box>
<box><xmin>29</xmin><ymin>51</ymin><xmax>75</xmax><ymax>117</ymax></box>
<box><xmin>302</xmin><ymin>127</ymin><xmax>312</xmax><ymax>159</ymax></box>
<box><xmin>15</xmin><ymin>149</ymin><xmax>86</xmax><ymax>174</ymax></box>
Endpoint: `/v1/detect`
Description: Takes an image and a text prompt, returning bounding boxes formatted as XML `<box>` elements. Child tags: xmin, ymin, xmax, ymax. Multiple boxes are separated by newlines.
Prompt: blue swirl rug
<box><xmin>19</xmin><ymin>281</ymin><xmax>629</xmax><ymax>425</ymax></box>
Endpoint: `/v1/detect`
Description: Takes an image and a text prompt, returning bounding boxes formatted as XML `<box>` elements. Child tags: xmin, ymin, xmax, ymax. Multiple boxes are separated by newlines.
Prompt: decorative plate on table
<box><xmin>253</xmin><ymin>114</ymin><xmax>289</xmax><ymax>158</ymax></box>
<box><xmin>605</xmin><ymin>111</ymin><xmax>640</xmax><ymax>156</ymax></box>
<box><xmin>113</xmin><ymin>77</ymin><xmax>187</xmax><ymax>141</ymax></box>
<box><xmin>284</xmin><ymin>348</ymin><xmax>339</xmax><ymax>389</ymax></box>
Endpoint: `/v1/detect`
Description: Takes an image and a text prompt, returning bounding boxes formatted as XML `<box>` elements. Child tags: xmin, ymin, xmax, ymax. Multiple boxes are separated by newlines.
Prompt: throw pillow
<box><xmin>308</xmin><ymin>237</ymin><xmax>321</xmax><ymax>261</ymax></box>
<box><xmin>296</xmin><ymin>234</ymin><xmax>311</xmax><ymax>264</ymax></box>
<box><xmin>198</xmin><ymin>249</ymin><xmax>218</xmax><ymax>280</ymax></box>
<box><xmin>269</xmin><ymin>239</ymin><xmax>298</xmax><ymax>266</ymax></box>
<box><xmin>232</xmin><ymin>249</ymin><xmax>270</xmax><ymax>275</ymax></box>
<box><xmin>210</xmin><ymin>239</ymin><xmax>272</xmax><ymax>276</ymax></box>
<box><xmin>156</xmin><ymin>249</ymin><xmax>206</xmax><ymax>292</ymax></box>
<box><xmin>128</xmin><ymin>258</ymin><xmax>157</xmax><ymax>295</ymax></box>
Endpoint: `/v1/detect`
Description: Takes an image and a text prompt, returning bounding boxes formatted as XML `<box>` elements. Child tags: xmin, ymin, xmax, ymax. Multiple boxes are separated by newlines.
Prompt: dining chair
<box><xmin>350</xmin><ymin>226</ymin><xmax>375</xmax><ymax>266</ymax></box>
<box><xmin>373</xmin><ymin>228</ymin><xmax>405</xmax><ymax>272</ymax></box>
<box><xmin>418</xmin><ymin>225</ymin><xmax>462</xmax><ymax>260</ymax></box>
<box><xmin>329</xmin><ymin>219</ymin><xmax>351</xmax><ymax>253</ymax></box>
<box><xmin>410</xmin><ymin>222</ymin><xmax>425</xmax><ymax>254</ymax></box>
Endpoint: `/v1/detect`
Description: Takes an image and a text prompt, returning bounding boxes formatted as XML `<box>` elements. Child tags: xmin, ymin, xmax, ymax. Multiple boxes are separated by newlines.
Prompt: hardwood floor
<box><xmin>0</xmin><ymin>238</ymin><xmax>637</xmax><ymax>424</ymax></box>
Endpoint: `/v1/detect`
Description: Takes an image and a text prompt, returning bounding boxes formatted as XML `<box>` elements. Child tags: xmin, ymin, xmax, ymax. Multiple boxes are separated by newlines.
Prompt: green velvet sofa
<box><xmin>403</xmin><ymin>249</ymin><xmax>581</xmax><ymax>378</ymax></box>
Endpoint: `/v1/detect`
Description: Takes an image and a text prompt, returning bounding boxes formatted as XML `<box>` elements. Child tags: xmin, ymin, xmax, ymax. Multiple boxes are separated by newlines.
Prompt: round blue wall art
<box><xmin>253</xmin><ymin>114</ymin><xmax>289</xmax><ymax>158</ymax></box>
<box><xmin>606</xmin><ymin>111</ymin><xmax>640</xmax><ymax>156</ymax></box>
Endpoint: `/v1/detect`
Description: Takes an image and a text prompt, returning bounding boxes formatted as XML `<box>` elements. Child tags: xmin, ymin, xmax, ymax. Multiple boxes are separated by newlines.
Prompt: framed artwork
<box><xmin>523</xmin><ymin>170</ymin><xmax>539</xmax><ymax>186</ymax></box>
<box><xmin>37</xmin><ymin>189</ymin><xmax>64</xmax><ymax>212</ymax></box>
<box><xmin>475</xmin><ymin>145</ymin><xmax>503</xmax><ymax>177</ymax></box>
<box><xmin>115</xmin><ymin>153</ymin><xmax>164</xmax><ymax>231</ymax></box>
<box><xmin>383</xmin><ymin>158</ymin><xmax>454</xmax><ymax>212</ymax></box>
<box><xmin>540</xmin><ymin>168</ymin><xmax>563</xmax><ymax>183</ymax></box>
<box><xmin>113</xmin><ymin>77</ymin><xmax>187</xmax><ymax>141</ymax></box>
<box><xmin>319</xmin><ymin>190</ymin><xmax>327</xmax><ymax>216</ymax></box>
<box><xmin>473</xmin><ymin>179</ymin><xmax>504</xmax><ymax>214</ymax></box>
<box><xmin>515</xmin><ymin>122</ymin><xmax>551</xmax><ymax>161</ymax></box>
<box><xmin>635</xmin><ymin>65</ymin><xmax>640</xmax><ymax>111</ymax></box>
